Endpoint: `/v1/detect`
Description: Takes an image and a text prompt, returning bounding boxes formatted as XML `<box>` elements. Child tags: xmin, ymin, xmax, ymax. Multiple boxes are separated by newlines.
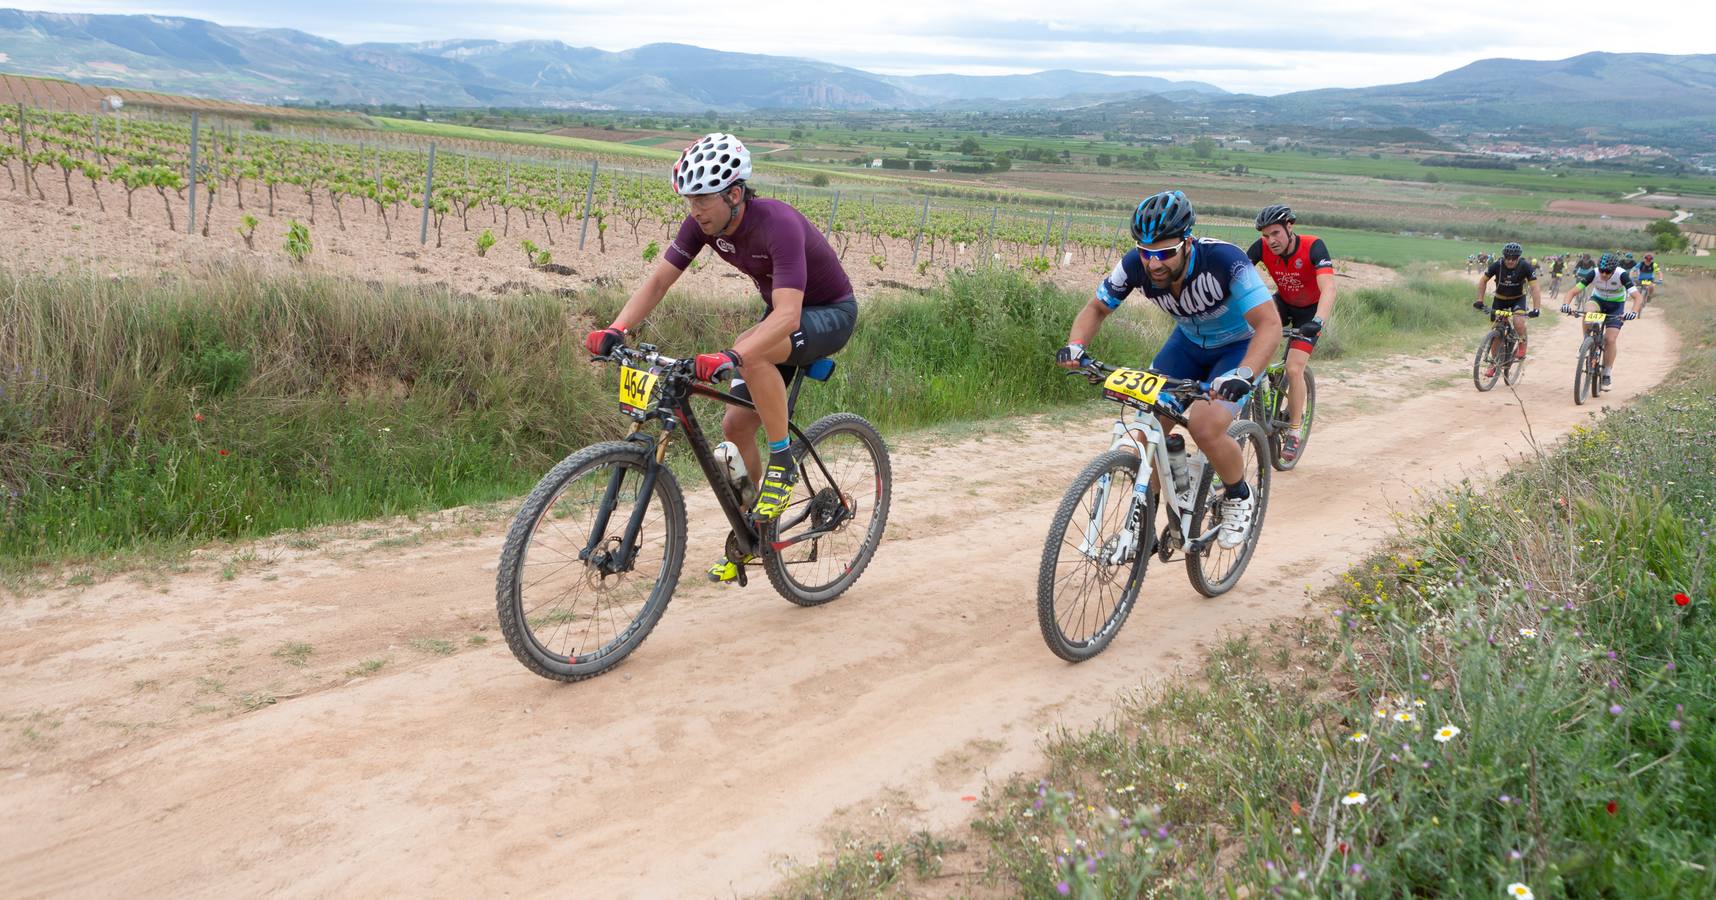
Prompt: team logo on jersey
<box><xmin>1294</xmin><ymin>259</ymin><xmax>1303</xmax><ymax>269</ymax></box>
<box><xmin>1150</xmin><ymin>271</ymin><xmax>1227</xmax><ymax>319</ymax></box>
<box><xmin>716</xmin><ymin>238</ymin><xmax>735</xmax><ymax>253</ymax></box>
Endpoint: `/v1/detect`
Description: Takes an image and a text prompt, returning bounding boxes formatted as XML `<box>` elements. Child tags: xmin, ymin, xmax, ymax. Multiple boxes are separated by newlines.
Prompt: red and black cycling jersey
<box><xmin>1246</xmin><ymin>234</ymin><xmax>1333</xmax><ymax>307</ymax></box>
<box><xmin>1484</xmin><ymin>258</ymin><xmax>1538</xmax><ymax>300</ymax></box>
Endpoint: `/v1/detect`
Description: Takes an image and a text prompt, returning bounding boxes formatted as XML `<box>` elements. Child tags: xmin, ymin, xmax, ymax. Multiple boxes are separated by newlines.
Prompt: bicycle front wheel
<box><xmin>1473</xmin><ymin>329</ymin><xmax>1503</xmax><ymax>392</ymax></box>
<box><xmin>1574</xmin><ymin>334</ymin><xmax>1595</xmax><ymax>405</ymax></box>
<box><xmin>496</xmin><ymin>441</ymin><xmax>687</xmax><ymax>682</ymax></box>
<box><xmin>1037</xmin><ymin>449</ymin><xmax>1153</xmax><ymax>662</ymax></box>
<box><xmin>762</xmin><ymin>412</ymin><xmax>892</xmax><ymax>607</ymax></box>
<box><xmin>1186</xmin><ymin>419</ymin><xmax>1271</xmax><ymax>597</ymax></box>
<box><xmin>1270</xmin><ymin>367</ymin><xmax>1315</xmax><ymax>471</ymax></box>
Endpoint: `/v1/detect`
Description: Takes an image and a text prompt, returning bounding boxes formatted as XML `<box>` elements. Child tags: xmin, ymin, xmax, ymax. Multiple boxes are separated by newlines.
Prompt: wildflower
<box><xmin>1507</xmin><ymin>883</ymin><xmax>1536</xmax><ymax>900</ymax></box>
<box><xmin>1434</xmin><ymin>725</ymin><xmax>1462</xmax><ymax>743</ymax></box>
<box><xmin>1394</xmin><ymin>711</ymin><xmax>1415</xmax><ymax>724</ymax></box>
<box><xmin>193</xmin><ymin>413</ymin><xmax>204</xmax><ymax>422</ymax></box>
<box><xmin>1337</xmin><ymin>841</ymin><xmax>1349</xmax><ymax>855</ymax></box>
<box><xmin>874</xmin><ymin>850</ymin><xmax>883</xmax><ymax>862</ymax></box>
<box><xmin>1607</xmin><ymin>650</ymin><xmax>1617</xmax><ymax>660</ymax></box>
<box><xmin>218</xmin><ymin>449</ymin><xmax>230</xmax><ymax>457</ymax></box>
<box><xmin>1509</xmin><ymin>850</ymin><xmax>1523</xmax><ymax>861</ymax></box>
<box><xmin>1499</xmin><ymin>794</ymin><xmax>1512</xmax><ymax>805</ymax></box>
<box><xmin>1609</xmin><ymin>704</ymin><xmax>1624</xmax><ymax>715</ymax></box>
<box><xmin>1173</xmin><ymin>781</ymin><xmax>1188</xmax><ymax>792</ymax></box>
<box><xmin>1413</xmin><ymin>697</ymin><xmax>1427</xmax><ymax>708</ymax></box>
<box><xmin>1605</xmin><ymin>801</ymin><xmax>1618</xmax><ymax>815</ymax></box>
<box><xmin>1518</xmin><ymin>628</ymin><xmax>1537</xmax><ymax>638</ymax></box>
<box><xmin>1292</xmin><ymin>826</ymin><xmax>1303</xmax><ymax>835</ymax></box>
<box><xmin>1349</xmin><ymin>731</ymin><xmax>1369</xmax><ymax>743</ymax></box>
<box><xmin>1373</xmin><ymin>707</ymin><xmax>1389</xmax><ymax>719</ymax></box>
<box><xmin>1350</xmin><ymin>863</ymin><xmax>1364</xmax><ymax>875</ymax></box>
<box><xmin>1670</xmin><ymin>720</ymin><xmax>1682</xmax><ymax>732</ymax></box>
<box><xmin>1341</xmin><ymin>791</ymin><xmax>1368</xmax><ymax>807</ymax></box>
<box><xmin>1056</xmin><ymin>881</ymin><xmax>1070</xmax><ymax>896</ymax></box>
<box><xmin>1674</xmin><ymin>592</ymin><xmax>1691</xmax><ymax>607</ymax></box>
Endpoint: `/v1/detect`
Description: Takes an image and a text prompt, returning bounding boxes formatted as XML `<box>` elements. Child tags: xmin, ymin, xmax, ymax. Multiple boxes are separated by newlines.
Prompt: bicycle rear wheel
<box><xmin>1269</xmin><ymin>368</ymin><xmax>1315</xmax><ymax>471</ymax></box>
<box><xmin>762</xmin><ymin>412</ymin><xmax>892</xmax><ymax>607</ymax></box>
<box><xmin>1186</xmin><ymin>420</ymin><xmax>1271</xmax><ymax>597</ymax></box>
<box><xmin>496</xmin><ymin>441</ymin><xmax>687</xmax><ymax>682</ymax></box>
<box><xmin>1037</xmin><ymin>449</ymin><xmax>1153</xmax><ymax>662</ymax></box>
<box><xmin>1473</xmin><ymin>329</ymin><xmax>1503</xmax><ymax>392</ymax></box>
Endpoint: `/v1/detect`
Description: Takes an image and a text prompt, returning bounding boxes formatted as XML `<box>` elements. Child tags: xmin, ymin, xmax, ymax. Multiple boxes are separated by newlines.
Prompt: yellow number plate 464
<box><xmin>618</xmin><ymin>367</ymin><xmax>660</xmax><ymax>410</ymax></box>
<box><xmin>1103</xmin><ymin>368</ymin><xmax>1166</xmax><ymax>405</ymax></box>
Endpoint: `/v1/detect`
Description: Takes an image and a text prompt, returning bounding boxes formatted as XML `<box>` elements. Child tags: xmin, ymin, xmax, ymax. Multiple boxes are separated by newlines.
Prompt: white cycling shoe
<box><xmin>1216</xmin><ymin>490</ymin><xmax>1256</xmax><ymax>549</ymax></box>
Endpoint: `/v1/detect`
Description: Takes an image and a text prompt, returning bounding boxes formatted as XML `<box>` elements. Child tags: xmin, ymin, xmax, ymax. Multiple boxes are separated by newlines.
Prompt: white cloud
<box><xmin>18</xmin><ymin>0</ymin><xmax>1716</xmax><ymax>93</ymax></box>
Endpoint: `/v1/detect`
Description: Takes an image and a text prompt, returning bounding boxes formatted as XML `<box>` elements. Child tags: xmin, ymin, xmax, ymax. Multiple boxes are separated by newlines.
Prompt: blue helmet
<box><xmin>1130</xmin><ymin>190</ymin><xmax>1196</xmax><ymax>245</ymax></box>
<box><xmin>1598</xmin><ymin>252</ymin><xmax>1617</xmax><ymax>269</ymax></box>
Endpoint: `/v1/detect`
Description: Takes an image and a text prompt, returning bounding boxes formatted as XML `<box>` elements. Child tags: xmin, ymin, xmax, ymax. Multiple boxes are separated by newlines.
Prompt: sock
<box><xmin>1603</xmin><ymin>366</ymin><xmax>1612</xmax><ymax>376</ymax></box>
<box><xmin>768</xmin><ymin>437</ymin><xmax>791</xmax><ymax>455</ymax></box>
<box><xmin>1223</xmin><ymin>480</ymin><xmax>1251</xmax><ymax>501</ymax></box>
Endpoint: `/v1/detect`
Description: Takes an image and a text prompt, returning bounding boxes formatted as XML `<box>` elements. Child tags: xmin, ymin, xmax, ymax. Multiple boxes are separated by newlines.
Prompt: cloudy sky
<box><xmin>25</xmin><ymin>1</ymin><xmax>1716</xmax><ymax>94</ymax></box>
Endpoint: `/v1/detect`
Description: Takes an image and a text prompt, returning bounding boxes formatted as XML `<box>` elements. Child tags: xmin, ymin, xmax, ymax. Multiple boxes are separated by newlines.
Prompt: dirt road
<box><xmin>0</xmin><ymin>311</ymin><xmax>1678</xmax><ymax>897</ymax></box>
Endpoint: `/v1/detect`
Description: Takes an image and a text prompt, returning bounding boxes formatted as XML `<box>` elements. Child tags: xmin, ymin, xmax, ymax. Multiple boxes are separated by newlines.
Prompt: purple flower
<box><xmin>1608</xmin><ymin>679</ymin><xmax>1619</xmax><ymax>691</ymax></box>
<box><xmin>1265</xmin><ymin>860</ymin><xmax>1276</xmax><ymax>871</ymax></box>
<box><xmin>1677</xmin><ymin>704</ymin><xmax>1685</xmax><ymax>714</ymax></box>
<box><xmin>1390</xmin><ymin>754</ymin><xmax>1400</xmax><ymax>762</ymax></box>
<box><xmin>1666</xmin><ymin>662</ymin><xmax>1676</xmax><ymax>671</ymax></box>
<box><xmin>1420</xmin><ymin>673</ymin><xmax>1431</xmax><ymax>682</ymax></box>
<box><xmin>1057</xmin><ymin>881</ymin><xmax>1070</xmax><ymax>896</ymax></box>
<box><xmin>1056</xmin><ymin>855</ymin><xmax>1066</xmax><ymax>866</ymax></box>
<box><xmin>1670</xmin><ymin>720</ymin><xmax>1683</xmax><ymax>732</ymax></box>
<box><xmin>1610</xmin><ymin>704</ymin><xmax>1624</xmax><ymax>715</ymax></box>
<box><xmin>1608</xmin><ymin>650</ymin><xmax>1618</xmax><ymax>660</ymax></box>
<box><xmin>1350</xmin><ymin>863</ymin><xmax>1364</xmax><ymax>875</ymax></box>
<box><xmin>1156</xmin><ymin>825</ymin><xmax>1170</xmax><ymax>839</ymax></box>
<box><xmin>1509</xmin><ymin>850</ymin><xmax>1523</xmax><ymax>861</ymax></box>
<box><xmin>1086</xmin><ymin>858</ymin><xmax>1098</xmax><ymax>874</ymax></box>
<box><xmin>1499</xmin><ymin>794</ymin><xmax>1512</xmax><ymax>804</ymax></box>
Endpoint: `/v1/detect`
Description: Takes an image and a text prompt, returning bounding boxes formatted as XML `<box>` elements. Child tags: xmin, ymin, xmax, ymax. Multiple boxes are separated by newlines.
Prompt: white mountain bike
<box><xmin>1036</xmin><ymin>359</ymin><xmax>1271</xmax><ymax>662</ymax></box>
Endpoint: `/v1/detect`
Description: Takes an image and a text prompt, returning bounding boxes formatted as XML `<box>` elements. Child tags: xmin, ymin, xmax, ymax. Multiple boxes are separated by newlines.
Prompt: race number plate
<box><xmin>1493</xmin><ymin>309</ymin><xmax>1515</xmax><ymax>318</ymax></box>
<box><xmin>1103</xmin><ymin>368</ymin><xmax>1166</xmax><ymax>406</ymax></box>
<box><xmin>1583</xmin><ymin>311</ymin><xmax>1607</xmax><ymax>324</ymax></box>
<box><xmin>617</xmin><ymin>367</ymin><xmax>660</xmax><ymax>411</ymax></box>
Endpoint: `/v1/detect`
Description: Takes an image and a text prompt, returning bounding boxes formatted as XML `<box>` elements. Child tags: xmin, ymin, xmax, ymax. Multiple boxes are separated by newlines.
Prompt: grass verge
<box><xmin>790</xmin><ymin>279</ymin><xmax>1713</xmax><ymax>897</ymax></box>
<box><xmin>2</xmin><ymin>265</ymin><xmax>1472</xmax><ymax>572</ymax></box>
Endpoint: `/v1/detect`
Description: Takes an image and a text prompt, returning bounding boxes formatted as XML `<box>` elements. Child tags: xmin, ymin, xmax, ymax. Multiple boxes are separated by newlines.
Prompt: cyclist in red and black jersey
<box><xmin>1246</xmin><ymin>204</ymin><xmax>1335</xmax><ymax>463</ymax></box>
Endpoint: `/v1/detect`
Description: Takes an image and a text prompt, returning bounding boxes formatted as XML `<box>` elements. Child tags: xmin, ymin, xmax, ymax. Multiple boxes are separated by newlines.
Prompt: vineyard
<box><xmin>0</xmin><ymin>104</ymin><xmax>1183</xmax><ymax>295</ymax></box>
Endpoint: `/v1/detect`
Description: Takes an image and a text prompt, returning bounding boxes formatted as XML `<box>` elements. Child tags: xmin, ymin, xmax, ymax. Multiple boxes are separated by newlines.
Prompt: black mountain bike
<box><xmin>496</xmin><ymin>343</ymin><xmax>891</xmax><ymax>682</ymax></box>
<box><xmin>1473</xmin><ymin>306</ymin><xmax>1527</xmax><ymax>392</ymax></box>
<box><xmin>1247</xmin><ymin>327</ymin><xmax>1316</xmax><ymax>471</ymax></box>
<box><xmin>1567</xmin><ymin>307</ymin><xmax>1617</xmax><ymax>405</ymax></box>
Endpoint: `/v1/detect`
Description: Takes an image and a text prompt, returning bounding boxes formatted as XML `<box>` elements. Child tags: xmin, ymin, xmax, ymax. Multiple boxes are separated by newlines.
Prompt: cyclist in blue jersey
<box><xmin>1057</xmin><ymin>190</ymin><xmax>1282</xmax><ymax>549</ymax></box>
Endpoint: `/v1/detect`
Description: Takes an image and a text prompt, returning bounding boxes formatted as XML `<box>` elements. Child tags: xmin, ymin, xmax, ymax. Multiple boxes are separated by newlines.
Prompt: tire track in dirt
<box><xmin>0</xmin><ymin>310</ymin><xmax>1679</xmax><ymax>898</ymax></box>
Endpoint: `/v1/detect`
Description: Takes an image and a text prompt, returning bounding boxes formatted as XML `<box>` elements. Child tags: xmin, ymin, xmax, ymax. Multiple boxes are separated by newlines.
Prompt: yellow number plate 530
<box><xmin>1103</xmin><ymin>368</ymin><xmax>1166</xmax><ymax>405</ymax></box>
<box><xmin>617</xmin><ymin>367</ymin><xmax>660</xmax><ymax>410</ymax></box>
<box><xmin>1583</xmin><ymin>311</ymin><xmax>1607</xmax><ymax>323</ymax></box>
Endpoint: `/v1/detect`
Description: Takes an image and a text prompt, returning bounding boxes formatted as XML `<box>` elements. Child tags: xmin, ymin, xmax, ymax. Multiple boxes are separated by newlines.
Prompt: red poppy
<box><xmin>1605</xmin><ymin>801</ymin><xmax>1618</xmax><ymax>815</ymax></box>
<box><xmin>874</xmin><ymin>850</ymin><xmax>883</xmax><ymax>862</ymax></box>
<box><xmin>1674</xmin><ymin>593</ymin><xmax>1691</xmax><ymax>607</ymax></box>
<box><xmin>1290</xmin><ymin>800</ymin><xmax>1303</xmax><ymax>817</ymax></box>
<box><xmin>193</xmin><ymin>413</ymin><xmax>204</xmax><ymax>422</ymax></box>
<box><xmin>1338</xmin><ymin>842</ymin><xmax>1349</xmax><ymax>855</ymax></box>
<box><xmin>218</xmin><ymin>449</ymin><xmax>229</xmax><ymax>457</ymax></box>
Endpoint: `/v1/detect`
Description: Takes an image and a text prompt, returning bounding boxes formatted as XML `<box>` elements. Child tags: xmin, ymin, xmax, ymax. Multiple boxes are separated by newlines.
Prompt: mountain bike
<box><xmin>1036</xmin><ymin>360</ymin><xmax>1270</xmax><ymax>662</ymax></box>
<box><xmin>1247</xmin><ymin>327</ymin><xmax>1316</xmax><ymax>471</ymax></box>
<box><xmin>1567</xmin><ymin>307</ymin><xmax>1616</xmax><ymax>405</ymax></box>
<box><xmin>496</xmin><ymin>343</ymin><xmax>891</xmax><ymax>682</ymax></box>
<box><xmin>1473</xmin><ymin>306</ymin><xmax>1527</xmax><ymax>392</ymax></box>
<box><xmin>1548</xmin><ymin>272</ymin><xmax>1563</xmax><ymax>299</ymax></box>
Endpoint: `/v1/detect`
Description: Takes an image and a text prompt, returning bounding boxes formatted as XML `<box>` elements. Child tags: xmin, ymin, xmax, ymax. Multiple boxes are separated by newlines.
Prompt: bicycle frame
<box><xmin>1099</xmin><ymin>408</ymin><xmax>1226</xmax><ymax>555</ymax></box>
<box><xmin>580</xmin><ymin>346</ymin><xmax>843</xmax><ymax>573</ymax></box>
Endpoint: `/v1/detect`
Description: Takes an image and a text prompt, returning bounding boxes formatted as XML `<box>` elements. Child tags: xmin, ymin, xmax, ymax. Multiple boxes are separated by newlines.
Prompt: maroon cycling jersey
<box><xmin>1246</xmin><ymin>233</ymin><xmax>1334</xmax><ymax>307</ymax></box>
<box><xmin>664</xmin><ymin>198</ymin><xmax>854</xmax><ymax>309</ymax></box>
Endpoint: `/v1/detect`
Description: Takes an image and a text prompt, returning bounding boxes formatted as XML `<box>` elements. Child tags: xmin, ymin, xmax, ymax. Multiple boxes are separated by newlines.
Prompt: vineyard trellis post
<box><xmin>1057</xmin><ymin>214</ymin><xmax>1071</xmax><ymax>265</ymax></box>
<box><xmin>186</xmin><ymin>112</ymin><xmax>200</xmax><ymax>236</ymax></box>
<box><xmin>1039</xmin><ymin>211</ymin><xmax>1055</xmax><ymax>260</ymax></box>
<box><xmin>578</xmin><ymin>159</ymin><xmax>599</xmax><ymax>251</ymax></box>
<box><xmin>825</xmin><ymin>190</ymin><xmax>840</xmax><ymax>236</ymax></box>
<box><xmin>985</xmin><ymin>206</ymin><xmax>998</xmax><ymax>266</ymax></box>
<box><xmin>1111</xmin><ymin>220</ymin><xmax>1124</xmax><ymax>255</ymax></box>
<box><xmin>910</xmin><ymin>197</ymin><xmax>930</xmax><ymax>267</ymax></box>
<box><xmin>419</xmin><ymin>142</ymin><xmax>437</xmax><ymax>245</ymax></box>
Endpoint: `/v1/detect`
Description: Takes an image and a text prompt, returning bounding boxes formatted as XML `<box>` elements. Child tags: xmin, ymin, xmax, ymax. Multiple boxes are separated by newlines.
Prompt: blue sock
<box><xmin>768</xmin><ymin>437</ymin><xmax>791</xmax><ymax>456</ymax></box>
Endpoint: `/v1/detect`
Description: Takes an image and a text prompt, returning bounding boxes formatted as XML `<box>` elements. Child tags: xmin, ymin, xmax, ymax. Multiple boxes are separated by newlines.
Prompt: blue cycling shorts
<box><xmin>1149</xmin><ymin>327</ymin><xmax>1250</xmax><ymax>384</ymax></box>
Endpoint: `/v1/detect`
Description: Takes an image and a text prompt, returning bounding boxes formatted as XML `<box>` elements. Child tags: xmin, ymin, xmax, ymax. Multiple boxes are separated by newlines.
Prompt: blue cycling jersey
<box><xmin>1096</xmin><ymin>238</ymin><xmax>1273</xmax><ymax>349</ymax></box>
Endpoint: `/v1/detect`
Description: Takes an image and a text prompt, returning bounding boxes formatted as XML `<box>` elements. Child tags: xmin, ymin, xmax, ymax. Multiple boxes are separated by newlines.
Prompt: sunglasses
<box><xmin>1137</xmin><ymin>238</ymin><xmax>1186</xmax><ymax>261</ymax></box>
<box><xmin>1598</xmin><ymin>266</ymin><xmax>1616</xmax><ymax>273</ymax></box>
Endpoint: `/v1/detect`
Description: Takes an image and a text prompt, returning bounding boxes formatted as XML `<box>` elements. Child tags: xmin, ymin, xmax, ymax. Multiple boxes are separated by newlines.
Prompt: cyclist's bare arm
<box><xmin>610</xmin><ymin>261</ymin><xmax>686</xmax><ymax>333</ymax></box>
<box><xmin>1066</xmin><ymin>297</ymin><xmax>1115</xmax><ymax>349</ymax></box>
<box><xmin>1529</xmin><ymin>279</ymin><xmax>1543</xmax><ymax>310</ymax></box>
<box><xmin>1238</xmin><ymin>302</ymin><xmax>1284</xmax><ymax>375</ymax></box>
<box><xmin>1314</xmin><ymin>271</ymin><xmax>1337</xmax><ymax>321</ymax></box>
<box><xmin>734</xmin><ymin>288</ymin><xmax>805</xmax><ymax>361</ymax></box>
<box><xmin>1475</xmin><ymin>273</ymin><xmax>1493</xmax><ymax>302</ymax></box>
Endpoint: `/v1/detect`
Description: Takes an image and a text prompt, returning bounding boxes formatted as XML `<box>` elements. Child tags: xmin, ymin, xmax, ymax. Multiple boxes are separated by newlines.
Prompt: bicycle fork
<box><xmin>580</xmin><ymin>430</ymin><xmax>672</xmax><ymax>575</ymax></box>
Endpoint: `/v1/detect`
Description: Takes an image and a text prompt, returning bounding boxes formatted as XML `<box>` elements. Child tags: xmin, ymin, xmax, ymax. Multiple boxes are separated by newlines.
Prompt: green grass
<box><xmin>956</xmin><ymin>277</ymin><xmax>1716</xmax><ymax>897</ymax></box>
<box><xmin>373</xmin><ymin>117</ymin><xmax>679</xmax><ymax>161</ymax></box>
<box><xmin>0</xmin><ymin>265</ymin><xmax>1508</xmax><ymax>571</ymax></box>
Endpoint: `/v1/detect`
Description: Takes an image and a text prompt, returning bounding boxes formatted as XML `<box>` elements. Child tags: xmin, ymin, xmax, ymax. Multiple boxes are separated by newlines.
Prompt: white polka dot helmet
<box><xmin>672</xmin><ymin>133</ymin><xmax>752</xmax><ymax>196</ymax></box>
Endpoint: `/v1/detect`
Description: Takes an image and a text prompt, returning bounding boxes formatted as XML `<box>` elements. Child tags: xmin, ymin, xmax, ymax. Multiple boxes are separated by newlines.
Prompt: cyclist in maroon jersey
<box><xmin>1246</xmin><ymin>205</ymin><xmax>1336</xmax><ymax>463</ymax></box>
<box><xmin>586</xmin><ymin>134</ymin><xmax>859</xmax><ymax>583</ymax></box>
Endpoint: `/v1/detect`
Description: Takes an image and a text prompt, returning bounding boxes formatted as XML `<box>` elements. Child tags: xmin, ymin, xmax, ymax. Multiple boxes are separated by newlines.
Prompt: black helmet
<box><xmin>1502</xmin><ymin>242</ymin><xmax>1523</xmax><ymax>258</ymax></box>
<box><xmin>1255</xmin><ymin>204</ymin><xmax>1295</xmax><ymax>230</ymax></box>
<box><xmin>1130</xmin><ymin>190</ymin><xmax>1197</xmax><ymax>245</ymax></box>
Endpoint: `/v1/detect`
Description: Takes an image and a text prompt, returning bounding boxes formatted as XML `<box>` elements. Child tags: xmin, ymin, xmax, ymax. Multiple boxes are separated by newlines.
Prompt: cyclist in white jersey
<box><xmin>1561</xmin><ymin>252</ymin><xmax>1642</xmax><ymax>388</ymax></box>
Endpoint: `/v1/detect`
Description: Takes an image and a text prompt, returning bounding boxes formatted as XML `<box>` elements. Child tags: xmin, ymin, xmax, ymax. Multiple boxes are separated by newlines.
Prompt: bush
<box><xmin>284</xmin><ymin>220</ymin><xmax>311</xmax><ymax>262</ymax></box>
<box><xmin>475</xmin><ymin>229</ymin><xmax>496</xmax><ymax>257</ymax></box>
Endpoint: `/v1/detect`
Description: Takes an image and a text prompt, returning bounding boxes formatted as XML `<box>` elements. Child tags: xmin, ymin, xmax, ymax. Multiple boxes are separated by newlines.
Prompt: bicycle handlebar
<box><xmin>1069</xmin><ymin>358</ymin><xmax>1209</xmax><ymax>394</ymax></box>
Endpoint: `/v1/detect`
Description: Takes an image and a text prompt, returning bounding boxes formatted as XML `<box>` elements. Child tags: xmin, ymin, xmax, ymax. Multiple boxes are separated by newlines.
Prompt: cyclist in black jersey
<box><xmin>1473</xmin><ymin>242</ymin><xmax>1542</xmax><ymax>375</ymax></box>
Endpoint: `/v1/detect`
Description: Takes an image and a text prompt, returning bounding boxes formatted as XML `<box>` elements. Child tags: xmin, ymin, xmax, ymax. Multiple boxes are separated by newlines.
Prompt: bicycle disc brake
<box><xmin>723</xmin><ymin>530</ymin><xmax>750</xmax><ymax>587</ymax></box>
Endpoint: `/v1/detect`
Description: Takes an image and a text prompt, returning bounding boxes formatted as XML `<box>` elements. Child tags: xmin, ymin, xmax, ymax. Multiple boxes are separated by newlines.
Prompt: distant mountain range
<box><xmin>0</xmin><ymin>9</ymin><xmax>1223</xmax><ymax>110</ymax></box>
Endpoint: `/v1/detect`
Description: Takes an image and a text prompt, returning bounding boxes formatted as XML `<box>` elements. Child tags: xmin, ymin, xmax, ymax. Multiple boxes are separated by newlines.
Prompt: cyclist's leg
<box><xmin>725</xmin><ymin>300</ymin><xmax>857</xmax><ymax>494</ymax></box>
<box><xmin>1599</xmin><ymin>299</ymin><xmax>1623</xmax><ymax>369</ymax></box>
<box><xmin>1180</xmin><ymin>338</ymin><xmax>1249</xmax><ymax>486</ymax></box>
<box><xmin>1275</xmin><ymin>299</ymin><xmax>1317</xmax><ymax>428</ymax></box>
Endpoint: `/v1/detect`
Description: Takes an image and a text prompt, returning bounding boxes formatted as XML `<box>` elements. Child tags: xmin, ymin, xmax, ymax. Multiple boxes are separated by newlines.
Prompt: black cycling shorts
<box><xmin>1274</xmin><ymin>295</ymin><xmax>1319</xmax><ymax>353</ymax></box>
<box><xmin>729</xmin><ymin>298</ymin><xmax>858</xmax><ymax>407</ymax></box>
<box><xmin>1592</xmin><ymin>298</ymin><xmax>1626</xmax><ymax>330</ymax></box>
<box><xmin>1490</xmin><ymin>297</ymin><xmax>1527</xmax><ymax>319</ymax></box>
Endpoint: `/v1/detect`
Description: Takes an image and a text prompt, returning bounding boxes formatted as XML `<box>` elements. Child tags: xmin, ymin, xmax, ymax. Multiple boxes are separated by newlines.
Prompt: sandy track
<box><xmin>0</xmin><ymin>311</ymin><xmax>1678</xmax><ymax>897</ymax></box>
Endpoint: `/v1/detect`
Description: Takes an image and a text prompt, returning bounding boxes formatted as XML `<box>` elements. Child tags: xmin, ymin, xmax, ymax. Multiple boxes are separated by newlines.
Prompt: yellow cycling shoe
<box><xmin>707</xmin><ymin>553</ymin><xmax>756</xmax><ymax>584</ymax></box>
<box><xmin>751</xmin><ymin>457</ymin><xmax>799</xmax><ymax>521</ymax></box>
